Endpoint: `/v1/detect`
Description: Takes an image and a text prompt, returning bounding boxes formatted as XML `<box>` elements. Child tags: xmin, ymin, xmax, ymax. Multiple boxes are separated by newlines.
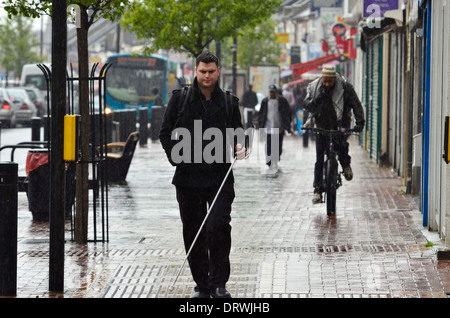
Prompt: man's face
<box><xmin>195</xmin><ymin>62</ymin><xmax>220</xmax><ymax>90</ymax></box>
<box><xmin>269</xmin><ymin>90</ymin><xmax>277</xmax><ymax>99</ymax></box>
<box><xmin>322</xmin><ymin>76</ymin><xmax>336</xmax><ymax>91</ymax></box>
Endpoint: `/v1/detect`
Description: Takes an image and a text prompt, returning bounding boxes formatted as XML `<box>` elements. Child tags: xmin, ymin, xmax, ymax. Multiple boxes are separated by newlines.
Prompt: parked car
<box><xmin>6</xmin><ymin>87</ymin><xmax>37</xmax><ymax>126</ymax></box>
<box><xmin>0</xmin><ymin>88</ymin><xmax>17</xmax><ymax>128</ymax></box>
<box><xmin>20</xmin><ymin>86</ymin><xmax>47</xmax><ymax>117</ymax></box>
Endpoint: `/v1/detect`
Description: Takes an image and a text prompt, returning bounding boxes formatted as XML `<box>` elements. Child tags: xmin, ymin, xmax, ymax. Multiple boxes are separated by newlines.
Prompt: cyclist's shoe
<box><xmin>312</xmin><ymin>187</ymin><xmax>322</xmax><ymax>204</ymax></box>
<box><xmin>343</xmin><ymin>166</ymin><xmax>353</xmax><ymax>181</ymax></box>
<box><xmin>312</xmin><ymin>193</ymin><xmax>322</xmax><ymax>204</ymax></box>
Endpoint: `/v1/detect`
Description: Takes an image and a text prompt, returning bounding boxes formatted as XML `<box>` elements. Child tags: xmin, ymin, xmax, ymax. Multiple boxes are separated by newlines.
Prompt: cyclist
<box><xmin>303</xmin><ymin>65</ymin><xmax>365</xmax><ymax>204</ymax></box>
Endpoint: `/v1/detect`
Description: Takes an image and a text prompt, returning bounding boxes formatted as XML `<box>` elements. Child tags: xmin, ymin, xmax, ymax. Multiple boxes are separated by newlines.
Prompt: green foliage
<box><xmin>120</xmin><ymin>0</ymin><xmax>282</xmax><ymax>57</ymax></box>
<box><xmin>2</xmin><ymin>0</ymin><xmax>51</xmax><ymax>18</ymax></box>
<box><xmin>221</xmin><ymin>20</ymin><xmax>282</xmax><ymax>71</ymax></box>
<box><xmin>0</xmin><ymin>16</ymin><xmax>44</xmax><ymax>77</ymax></box>
<box><xmin>2</xmin><ymin>0</ymin><xmax>130</xmax><ymax>25</ymax></box>
<box><xmin>1</xmin><ymin>0</ymin><xmax>132</xmax><ymax>72</ymax></box>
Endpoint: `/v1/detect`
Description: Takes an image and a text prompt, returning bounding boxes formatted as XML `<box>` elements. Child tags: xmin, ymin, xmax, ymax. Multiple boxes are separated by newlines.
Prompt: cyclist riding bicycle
<box><xmin>303</xmin><ymin>65</ymin><xmax>365</xmax><ymax>204</ymax></box>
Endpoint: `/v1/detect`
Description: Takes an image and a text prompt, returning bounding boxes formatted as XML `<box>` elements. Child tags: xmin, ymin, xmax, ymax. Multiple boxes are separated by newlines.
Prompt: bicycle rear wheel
<box><xmin>325</xmin><ymin>159</ymin><xmax>337</xmax><ymax>216</ymax></box>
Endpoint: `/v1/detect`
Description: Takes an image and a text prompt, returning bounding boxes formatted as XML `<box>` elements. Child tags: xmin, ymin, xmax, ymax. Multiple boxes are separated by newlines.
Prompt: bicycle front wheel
<box><xmin>325</xmin><ymin>159</ymin><xmax>337</xmax><ymax>216</ymax></box>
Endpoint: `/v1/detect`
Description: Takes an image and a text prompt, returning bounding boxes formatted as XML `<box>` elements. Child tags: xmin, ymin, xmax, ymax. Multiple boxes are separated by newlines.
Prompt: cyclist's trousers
<box><xmin>313</xmin><ymin>134</ymin><xmax>350</xmax><ymax>189</ymax></box>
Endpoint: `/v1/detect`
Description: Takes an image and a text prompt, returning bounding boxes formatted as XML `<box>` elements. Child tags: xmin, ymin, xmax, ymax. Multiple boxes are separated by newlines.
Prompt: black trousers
<box><xmin>314</xmin><ymin>134</ymin><xmax>350</xmax><ymax>190</ymax></box>
<box><xmin>176</xmin><ymin>183</ymin><xmax>235</xmax><ymax>292</ymax></box>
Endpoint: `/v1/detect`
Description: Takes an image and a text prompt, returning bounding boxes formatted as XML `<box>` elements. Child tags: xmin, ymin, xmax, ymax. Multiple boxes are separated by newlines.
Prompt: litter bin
<box><xmin>26</xmin><ymin>149</ymin><xmax>49</xmax><ymax>221</ymax></box>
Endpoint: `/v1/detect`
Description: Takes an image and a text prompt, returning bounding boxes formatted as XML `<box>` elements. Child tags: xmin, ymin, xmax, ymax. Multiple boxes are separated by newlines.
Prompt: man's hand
<box><xmin>235</xmin><ymin>143</ymin><xmax>247</xmax><ymax>160</ymax></box>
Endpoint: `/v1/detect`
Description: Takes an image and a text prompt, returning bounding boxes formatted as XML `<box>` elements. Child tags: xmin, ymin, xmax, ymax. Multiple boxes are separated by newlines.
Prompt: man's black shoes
<box><xmin>191</xmin><ymin>290</ymin><xmax>211</xmax><ymax>298</ymax></box>
<box><xmin>211</xmin><ymin>287</ymin><xmax>231</xmax><ymax>298</ymax></box>
<box><xmin>191</xmin><ymin>287</ymin><xmax>231</xmax><ymax>298</ymax></box>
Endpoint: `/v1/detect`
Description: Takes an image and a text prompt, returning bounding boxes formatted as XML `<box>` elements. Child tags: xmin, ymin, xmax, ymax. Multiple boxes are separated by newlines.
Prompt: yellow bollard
<box><xmin>64</xmin><ymin>115</ymin><xmax>79</xmax><ymax>161</ymax></box>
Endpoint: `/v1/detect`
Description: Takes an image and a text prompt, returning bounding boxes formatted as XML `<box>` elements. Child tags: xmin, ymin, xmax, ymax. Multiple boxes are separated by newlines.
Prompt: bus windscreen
<box><xmin>106</xmin><ymin>56</ymin><xmax>166</xmax><ymax>106</ymax></box>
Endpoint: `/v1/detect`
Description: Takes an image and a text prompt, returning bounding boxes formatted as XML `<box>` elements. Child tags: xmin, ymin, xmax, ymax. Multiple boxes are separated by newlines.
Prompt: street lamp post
<box><xmin>49</xmin><ymin>0</ymin><xmax>67</xmax><ymax>293</ymax></box>
<box><xmin>231</xmin><ymin>37</ymin><xmax>237</xmax><ymax>94</ymax></box>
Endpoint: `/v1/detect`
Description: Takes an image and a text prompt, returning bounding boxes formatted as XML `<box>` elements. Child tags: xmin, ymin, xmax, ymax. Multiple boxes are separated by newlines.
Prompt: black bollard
<box><xmin>31</xmin><ymin>117</ymin><xmax>41</xmax><ymax>141</ymax></box>
<box><xmin>0</xmin><ymin>162</ymin><xmax>18</xmax><ymax>296</ymax></box>
<box><xmin>113</xmin><ymin>109</ymin><xmax>137</xmax><ymax>141</ymax></box>
<box><xmin>150</xmin><ymin>106</ymin><xmax>163</xmax><ymax>141</ymax></box>
<box><xmin>139</xmin><ymin>108</ymin><xmax>148</xmax><ymax>147</ymax></box>
<box><xmin>43</xmin><ymin>115</ymin><xmax>51</xmax><ymax>142</ymax></box>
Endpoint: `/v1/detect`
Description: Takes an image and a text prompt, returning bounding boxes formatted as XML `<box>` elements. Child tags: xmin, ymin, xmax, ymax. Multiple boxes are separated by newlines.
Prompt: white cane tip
<box><xmin>169</xmin><ymin>285</ymin><xmax>175</xmax><ymax>291</ymax></box>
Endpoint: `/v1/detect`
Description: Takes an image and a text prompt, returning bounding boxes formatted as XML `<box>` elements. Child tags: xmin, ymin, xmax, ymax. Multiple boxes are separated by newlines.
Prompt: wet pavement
<box><xmin>6</xmin><ymin>129</ymin><xmax>450</xmax><ymax>298</ymax></box>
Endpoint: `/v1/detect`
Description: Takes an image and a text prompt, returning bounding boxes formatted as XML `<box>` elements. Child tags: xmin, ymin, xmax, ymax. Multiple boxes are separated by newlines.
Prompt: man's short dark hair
<box><xmin>196</xmin><ymin>51</ymin><xmax>219</xmax><ymax>67</ymax></box>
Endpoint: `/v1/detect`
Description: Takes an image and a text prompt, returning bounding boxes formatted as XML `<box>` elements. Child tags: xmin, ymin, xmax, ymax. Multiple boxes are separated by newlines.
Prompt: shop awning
<box><xmin>281</xmin><ymin>69</ymin><xmax>292</xmax><ymax>78</ymax></box>
<box><xmin>361</xmin><ymin>17</ymin><xmax>398</xmax><ymax>42</ymax></box>
<box><xmin>290</xmin><ymin>53</ymin><xmax>340</xmax><ymax>80</ymax></box>
<box><xmin>286</xmin><ymin>78</ymin><xmax>306</xmax><ymax>87</ymax></box>
<box><xmin>300</xmin><ymin>68</ymin><xmax>322</xmax><ymax>80</ymax></box>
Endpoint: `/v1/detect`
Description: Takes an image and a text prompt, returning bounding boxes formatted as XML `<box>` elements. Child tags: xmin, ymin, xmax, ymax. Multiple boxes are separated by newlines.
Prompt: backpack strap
<box><xmin>174</xmin><ymin>85</ymin><xmax>191</xmax><ymax>128</ymax></box>
<box><xmin>177</xmin><ymin>86</ymin><xmax>190</xmax><ymax>118</ymax></box>
<box><xmin>224</xmin><ymin>90</ymin><xmax>234</xmax><ymax>126</ymax></box>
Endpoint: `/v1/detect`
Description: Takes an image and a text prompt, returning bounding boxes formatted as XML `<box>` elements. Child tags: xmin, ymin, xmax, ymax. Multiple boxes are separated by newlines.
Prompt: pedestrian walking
<box><xmin>258</xmin><ymin>84</ymin><xmax>291</xmax><ymax>173</ymax></box>
<box><xmin>159</xmin><ymin>52</ymin><xmax>246</xmax><ymax>298</ymax></box>
<box><xmin>241</xmin><ymin>84</ymin><xmax>259</xmax><ymax>129</ymax></box>
<box><xmin>303</xmin><ymin>65</ymin><xmax>365</xmax><ymax>204</ymax></box>
<box><xmin>282</xmin><ymin>83</ymin><xmax>298</xmax><ymax>133</ymax></box>
<box><xmin>152</xmin><ymin>87</ymin><xmax>164</xmax><ymax>106</ymax></box>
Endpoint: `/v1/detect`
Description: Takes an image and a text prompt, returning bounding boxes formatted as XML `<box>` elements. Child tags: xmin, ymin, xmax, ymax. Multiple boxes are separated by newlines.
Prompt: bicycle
<box><xmin>302</xmin><ymin>127</ymin><xmax>357</xmax><ymax>216</ymax></box>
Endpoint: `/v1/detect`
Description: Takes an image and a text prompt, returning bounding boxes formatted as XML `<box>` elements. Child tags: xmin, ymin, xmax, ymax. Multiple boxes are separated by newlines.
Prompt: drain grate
<box><xmin>233</xmin><ymin>243</ymin><xmax>416</xmax><ymax>254</ymax></box>
<box><xmin>20</xmin><ymin>250</ymin><xmax>49</xmax><ymax>257</ymax></box>
<box><xmin>21</xmin><ymin>239</ymin><xmax>49</xmax><ymax>244</ymax></box>
<box><xmin>100</xmin><ymin>262</ymin><xmax>260</xmax><ymax>298</ymax></box>
<box><xmin>261</xmin><ymin>293</ymin><xmax>392</xmax><ymax>298</ymax></box>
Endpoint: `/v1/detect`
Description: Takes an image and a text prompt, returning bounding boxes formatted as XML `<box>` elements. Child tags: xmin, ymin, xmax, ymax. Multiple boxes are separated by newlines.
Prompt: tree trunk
<box><xmin>74</xmin><ymin>10</ymin><xmax>90</xmax><ymax>244</ymax></box>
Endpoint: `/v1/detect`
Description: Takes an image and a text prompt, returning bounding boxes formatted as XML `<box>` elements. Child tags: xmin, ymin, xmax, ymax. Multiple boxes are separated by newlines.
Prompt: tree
<box><xmin>120</xmin><ymin>0</ymin><xmax>282</xmax><ymax>58</ymax></box>
<box><xmin>3</xmin><ymin>0</ymin><xmax>130</xmax><ymax>244</ymax></box>
<box><xmin>0</xmin><ymin>16</ymin><xmax>44</xmax><ymax>83</ymax></box>
<box><xmin>221</xmin><ymin>20</ymin><xmax>282</xmax><ymax>72</ymax></box>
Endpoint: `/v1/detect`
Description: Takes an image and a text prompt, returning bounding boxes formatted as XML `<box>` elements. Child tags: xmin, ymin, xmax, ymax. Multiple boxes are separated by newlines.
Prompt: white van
<box><xmin>20</xmin><ymin>64</ymin><xmax>50</xmax><ymax>100</ymax></box>
<box><xmin>20</xmin><ymin>63</ymin><xmax>80</xmax><ymax>114</ymax></box>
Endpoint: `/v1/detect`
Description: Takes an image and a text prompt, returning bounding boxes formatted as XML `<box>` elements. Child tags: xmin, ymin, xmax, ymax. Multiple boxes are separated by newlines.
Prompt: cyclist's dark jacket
<box><xmin>304</xmin><ymin>75</ymin><xmax>365</xmax><ymax>130</ymax></box>
<box><xmin>159</xmin><ymin>78</ymin><xmax>243</xmax><ymax>188</ymax></box>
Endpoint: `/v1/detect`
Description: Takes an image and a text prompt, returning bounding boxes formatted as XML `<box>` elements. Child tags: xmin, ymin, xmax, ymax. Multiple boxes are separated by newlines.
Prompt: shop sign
<box><xmin>363</xmin><ymin>0</ymin><xmax>399</xmax><ymax>18</ymax></box>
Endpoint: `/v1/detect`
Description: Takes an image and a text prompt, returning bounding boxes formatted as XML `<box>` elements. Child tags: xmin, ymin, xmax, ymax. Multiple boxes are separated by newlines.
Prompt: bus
<box><xmin>105</xmin><ymin>53</ymin><xmax>180</xmax><ymax>117</ymax></box>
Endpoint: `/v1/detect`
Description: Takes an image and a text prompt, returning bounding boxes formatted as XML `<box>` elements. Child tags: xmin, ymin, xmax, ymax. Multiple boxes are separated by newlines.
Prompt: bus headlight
<box><xmin>105</xmin><ymin>107</ymin><xmax>112</xmax><ymax>115</ymax></box>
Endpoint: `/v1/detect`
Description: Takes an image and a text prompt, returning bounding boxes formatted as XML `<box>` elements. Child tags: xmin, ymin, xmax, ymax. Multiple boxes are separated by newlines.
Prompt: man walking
<box><xmin>159</xmin><ymin>52</ymin><xmax>245</xmax><ymax>298</ymax></box>
<box><xmin>258</xmin><ymin>84</ymin><xmax>291</xmax><ymax>173</ymax></box>
<box><xmin>241</xmin><ymin>83</ymin><xmax>259</xmax><ymax>129</ymax></box>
